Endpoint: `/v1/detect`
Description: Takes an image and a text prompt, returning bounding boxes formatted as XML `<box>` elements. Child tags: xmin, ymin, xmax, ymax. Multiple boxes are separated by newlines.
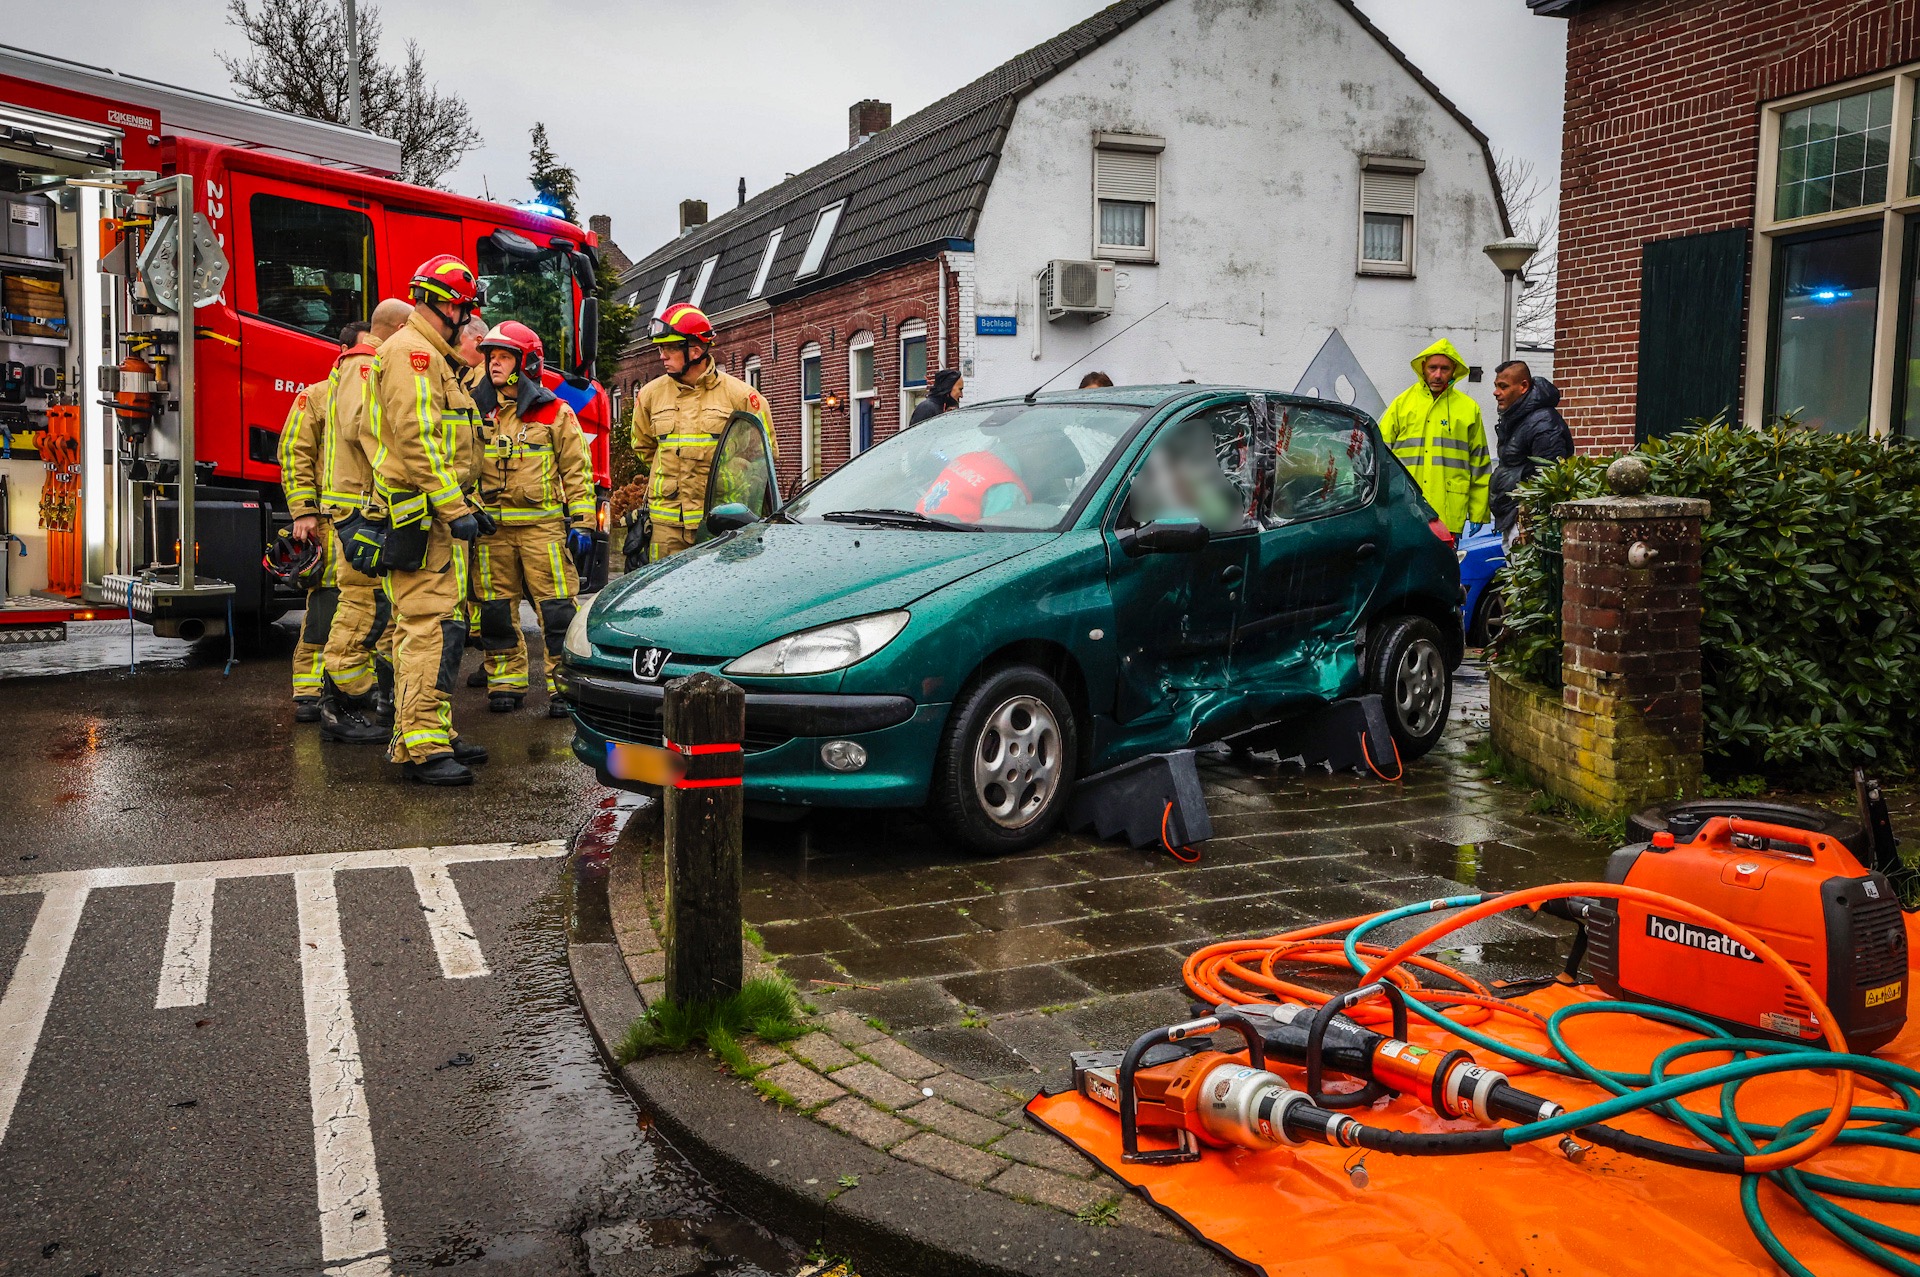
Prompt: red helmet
<box><xmin>477</xmin><ymin>320</ymin><xmax>543</xmax><ymax>377</ymax></box>
<box><xmin>649</xmin><ymin>302</ymin><xmax>714</xmax><ymax>347</ymax></box>
<box><xmin>410</xmin><ymin>254</ymin><xmax>483</xmax><ymax>309</ymax></box>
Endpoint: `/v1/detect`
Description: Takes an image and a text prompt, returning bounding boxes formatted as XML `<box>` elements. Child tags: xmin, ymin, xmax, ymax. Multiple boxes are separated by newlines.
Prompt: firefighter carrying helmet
<box><xmin>410</xmin><ymin>254</ymin><xmax>484</xmax><ymax>310</ymax></box>
<box><xmin>477</xmin><ymin>320</ymin><xmax>544</xmax><ymax>380</ymax></box>
<box><xmin>649</xmin><ymin>302</ymin><xmax>713</xmax><ymax>347</ymax></box>
<box><xmin>263</xmin><ymin>525</ymin><xmax>326</xmax><ymax>588</ymax></box>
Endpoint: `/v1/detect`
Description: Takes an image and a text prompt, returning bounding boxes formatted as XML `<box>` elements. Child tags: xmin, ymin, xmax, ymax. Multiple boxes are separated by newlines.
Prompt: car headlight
<box><xmin>725</xmin><ymin>611</ymin><xmax>909</xmax><ymax>676</ymax></box>
<box><xmin>564</xmin><ymin>599</ymin><xmax>595</xmax><ymax>659</ymax></box>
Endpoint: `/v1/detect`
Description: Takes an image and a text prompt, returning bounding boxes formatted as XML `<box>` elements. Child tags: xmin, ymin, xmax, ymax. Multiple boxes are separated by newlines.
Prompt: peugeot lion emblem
<box><xmin>633</xmin><ymin>647</ymin><xmax>671</xmax><ymax>681</ymax></box>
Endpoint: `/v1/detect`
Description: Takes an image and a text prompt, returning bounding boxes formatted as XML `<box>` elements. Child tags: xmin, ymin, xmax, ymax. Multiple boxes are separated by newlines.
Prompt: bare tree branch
<box><xmin>1496</xmin><ymin>150</ymin><xmax>1558</xmax><ymax>347</ymax></box>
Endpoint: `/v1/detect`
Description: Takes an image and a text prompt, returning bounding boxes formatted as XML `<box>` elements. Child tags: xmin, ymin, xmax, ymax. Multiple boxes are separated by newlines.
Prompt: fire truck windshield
<box><xmin>477</xmin><ymin>239</ymin><xmax>575</xmax><ymax>371</ymax></box>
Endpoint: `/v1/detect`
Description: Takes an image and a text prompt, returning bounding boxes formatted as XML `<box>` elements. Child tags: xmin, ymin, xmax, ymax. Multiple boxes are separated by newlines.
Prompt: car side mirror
<box><xmin>1118</xmin><ymin>512</ymin><xmax>1210</xmax><ymax>556</ymax></box>
<box><xmin>706</xmin><ymin>502</ymin><xmax>757</xmax><ymax>534</ymax></box>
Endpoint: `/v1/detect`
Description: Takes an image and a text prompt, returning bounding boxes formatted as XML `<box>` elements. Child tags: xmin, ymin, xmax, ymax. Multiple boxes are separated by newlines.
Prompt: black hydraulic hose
<box><xmin>1576</xmin><ymin>1122</ymin><xmax>1746</xmax><ymax>1174</ymax></box>
<box><xmin>1351</xmin><ymin>1125</ymin><xmax>1510</xmax><ymax>1155</ymax></box>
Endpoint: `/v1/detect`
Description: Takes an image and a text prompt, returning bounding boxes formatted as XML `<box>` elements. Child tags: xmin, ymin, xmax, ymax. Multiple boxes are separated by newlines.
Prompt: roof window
<box><xmin>794</xmin><ymin>201</ymin><xmax>846</xmax><ymax>279</ymax></box>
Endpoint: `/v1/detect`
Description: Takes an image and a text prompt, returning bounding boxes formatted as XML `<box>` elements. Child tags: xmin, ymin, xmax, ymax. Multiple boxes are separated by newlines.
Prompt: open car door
<box><xmin>697</xmin><ymin>410</ymin><xmax>782</xmax><ymax>542</ymax></box>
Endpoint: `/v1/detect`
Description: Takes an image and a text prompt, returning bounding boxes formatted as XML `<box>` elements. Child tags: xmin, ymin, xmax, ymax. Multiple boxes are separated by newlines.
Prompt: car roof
<box><xmin>970</xmin><ymin>385</ymin><xmax>1366</xmax><ymax>414</ymax></box>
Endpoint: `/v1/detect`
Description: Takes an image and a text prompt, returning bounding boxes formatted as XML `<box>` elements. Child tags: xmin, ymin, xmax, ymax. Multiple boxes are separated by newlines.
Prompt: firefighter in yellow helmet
<box><xmin>470</xmin><ymin>321</ymin><xmax>594</xmax><ymax>715</ymax></box>
<box><xmin>630</xmin><ymin>303</ymin><xmax>774</xmax><ymax>560</ymax></box>
<box><xmin>366</xmin><ymin>254</ymin><xmax>491</xmax><ymax>785</ymax></box>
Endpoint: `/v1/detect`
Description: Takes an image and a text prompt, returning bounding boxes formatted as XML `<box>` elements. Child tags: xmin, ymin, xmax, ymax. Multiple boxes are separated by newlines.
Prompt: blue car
<box><xmin>1458</xmin><ymin>523</ymin><xmax>1505</xmax><ymax>647</ymax></box>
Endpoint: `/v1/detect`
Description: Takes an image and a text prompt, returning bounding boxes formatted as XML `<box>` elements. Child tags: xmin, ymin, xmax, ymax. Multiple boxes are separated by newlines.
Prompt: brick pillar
<box><xmin>1487</xmin><ymin>463</ymin><xmax>1710</xmax><ymax>817</ymax></box>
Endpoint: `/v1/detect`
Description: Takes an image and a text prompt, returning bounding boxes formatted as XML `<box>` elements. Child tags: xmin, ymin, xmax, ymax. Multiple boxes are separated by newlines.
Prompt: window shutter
<box><xmin>1095</xmin><ymin>148</ymin><xmax>1159</xmax><ymax>203</ymax></box>
<box><xmin>1360</xmin><ymin>170</ymin><xmax>1417</xmax><ymax>216</ymax></box>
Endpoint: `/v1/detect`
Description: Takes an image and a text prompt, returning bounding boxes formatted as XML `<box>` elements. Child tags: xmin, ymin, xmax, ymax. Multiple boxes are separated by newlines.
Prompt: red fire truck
<box><xmin>0</xmin><ymin>43</ymin><xmax>612</xmax><ymax>646</ymax></box>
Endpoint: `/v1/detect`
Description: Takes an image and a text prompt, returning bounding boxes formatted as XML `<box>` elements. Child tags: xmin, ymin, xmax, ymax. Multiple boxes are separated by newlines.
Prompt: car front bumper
<box><xmin>558</xmin><ymin>664</ymin><xmax>950</xmax><ymax>809</ymax></box>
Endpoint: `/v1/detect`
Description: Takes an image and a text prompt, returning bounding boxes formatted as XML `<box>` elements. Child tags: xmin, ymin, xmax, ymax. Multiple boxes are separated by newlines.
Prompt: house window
<box><xmin>652</xmin><ymin>269</ymin><xmax>679</xmax><ymax>319</ymax></box>
<box><xmin>1094</xmin><ymin>133</ymin><xmax>1162</xmax><ymax>262</ymax></box>
<box><xmin>1775</xmin><ymin>87</ymin><xmax>1893</xmax><ymax>220</ymax></box>
<box><xmin>743</xmin><ymin>355</ymin><xmax>761</xmax><ymax>391</ymax></box>
<box><xmin>689</xmin><ymin>254</ymin><xmax>719</xmax><ymax>307</ymax></box>
<box><xmin>795</xmin><ymin>202</ymin><xmax>845</xmax><ymax>279</ymax></box>
<box><xmin>849</xmin><ymin>330</ymin><xmax>876</xmax><ymax>455</ymax></box>
<box><xmin>799</xmin><ymin>342</ymin><xmax>823</xmax><ymax>483</ymax></box>
<box><xmin>899</xmin><ymin>320</ymin><xmax>928</xmax><ymax>424</ymax></box>
<box><xmin>1767</xmin><ymin>223</ymin><xmax>1881</xmax><ymax>432</ymax></box>
<box><xmin>749</xmin><ymin>228</ymin><xmax>782</xmax><ymax>298</ymax></box>
<box><xmin>1358</xmin><ymin>156</ymin><xmax>1421</xmax><ymax>277</ymax></box>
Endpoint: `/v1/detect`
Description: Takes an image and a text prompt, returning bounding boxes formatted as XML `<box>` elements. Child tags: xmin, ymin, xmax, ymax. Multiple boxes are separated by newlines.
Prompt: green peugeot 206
<box><xmin>559</xmin><ymin>386</ymin><xmax>1463</xmax><ymax>856</ymax></box>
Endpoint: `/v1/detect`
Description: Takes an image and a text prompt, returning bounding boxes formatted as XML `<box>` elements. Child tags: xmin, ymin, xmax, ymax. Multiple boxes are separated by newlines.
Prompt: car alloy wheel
<box><xmin>972</xmin><ymin>693</ymin><xmax>1063</xmax><ymax>829</ymax></box>
<box><xmin>1394</xmin><ymin>637</ymin><xmax>1447</xmax><ymax>739</ymax></box>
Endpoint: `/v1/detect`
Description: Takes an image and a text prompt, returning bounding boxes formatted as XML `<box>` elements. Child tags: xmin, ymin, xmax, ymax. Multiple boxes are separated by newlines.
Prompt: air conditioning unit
<box><xmin>1041</xmin><ymin>258</ymin><xmax>1114</xmax><ymax>321</ymax></box>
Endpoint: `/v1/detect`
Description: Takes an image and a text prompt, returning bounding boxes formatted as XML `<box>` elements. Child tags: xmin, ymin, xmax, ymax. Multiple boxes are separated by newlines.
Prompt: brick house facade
<box><xmin>1537</xmin><ymin>0</ymin><xmax>1920</xmax><ymax>448</ymax></box>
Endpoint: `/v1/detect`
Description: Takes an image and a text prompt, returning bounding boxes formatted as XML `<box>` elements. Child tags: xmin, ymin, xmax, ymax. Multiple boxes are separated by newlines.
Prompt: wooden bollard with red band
<box><xmin>661</xmin><ymin>672</ymin><xmax>746</xmax><ymax>1005</ymax></box>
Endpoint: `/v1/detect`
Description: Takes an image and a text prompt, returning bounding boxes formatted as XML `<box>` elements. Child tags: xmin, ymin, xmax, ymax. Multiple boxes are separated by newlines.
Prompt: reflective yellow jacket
<box><xmin>319</xmin><ymin>344</ymin><xmax>378</xmax><ymax>515</ymax></box>
<box><xmin>1378</xmin><ymin>337</ymin><xmax>1490</xmax><ymax>533</ymax></box>
<box><xmin>276</xmin><ymin>374</ymin><xmax>334</xmax><ymax>520</ymax></box>
<box><xmin>368</xmin><ymin>310</ymin><xmax>480</xmax><ymax>527</ymax></box>
<box><xmin>631</xmin><ymin>364</ymin><xmax>775</xmax><ymax>530</ymax></box>
<box><xmin>478</xmin><ymin>393</ymin><xmax>594</xmax><ymax>528</ymax></box>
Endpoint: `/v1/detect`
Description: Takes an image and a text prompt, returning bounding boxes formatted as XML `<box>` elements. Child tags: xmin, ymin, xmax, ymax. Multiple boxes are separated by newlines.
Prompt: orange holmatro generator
<box><xmin>1585</xmin><ymin>815</ymin><xmax>1908</xmax><ymax>1053</ymax></box>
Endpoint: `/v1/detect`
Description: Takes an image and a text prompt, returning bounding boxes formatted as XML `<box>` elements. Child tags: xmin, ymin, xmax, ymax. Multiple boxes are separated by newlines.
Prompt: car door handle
<box><xmin>1354</xmin><ymin>541</ymin><xmax>1379</xmax><ymax>560</ymax></box>
<box><xmin>1218</xmin><ymin>564</ymin><xmax>1244</xmax><ymax>584</ymax></box>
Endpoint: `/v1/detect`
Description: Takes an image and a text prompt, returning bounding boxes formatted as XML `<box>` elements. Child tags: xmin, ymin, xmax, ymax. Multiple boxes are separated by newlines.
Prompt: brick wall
<box><xmin>1557</xmin><ymin>0</ymin><xmax>1920</xmax><ymax>451</ymax></box>
<box><xmin>611</xmin><ymin>255</ymin><xmax>962</xmax><ymax>497</ymax></box>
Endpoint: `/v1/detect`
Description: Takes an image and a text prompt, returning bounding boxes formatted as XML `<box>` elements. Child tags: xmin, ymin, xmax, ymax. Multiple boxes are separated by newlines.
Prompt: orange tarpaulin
<box><xmin>1025</xmin><ymin>919</ymin><xmax>1920</xmax><ymax>1276</ymax></box>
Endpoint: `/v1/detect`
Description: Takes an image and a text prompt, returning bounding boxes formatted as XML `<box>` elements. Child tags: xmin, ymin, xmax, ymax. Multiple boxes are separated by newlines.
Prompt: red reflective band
<box><xmin>664</xmin><ymin>739</ymin><xmax>744</xmax><ymax>756</ymax></box>
<box><xmin>673</xmin><ymin>776</ymin><xmax>743</xmax><ymax>789</ymax></box>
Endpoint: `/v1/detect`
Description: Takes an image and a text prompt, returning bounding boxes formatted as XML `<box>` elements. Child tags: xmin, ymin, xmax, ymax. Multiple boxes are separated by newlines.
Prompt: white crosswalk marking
<box><xmin>0</xmin><ymin>839</ymin><xmax>567</xmax><ymax>1271</ymax></box>
<box><xmin>410</xmin><ymin>864</ymin><xmax>488</xmax><ymax>979</ymax></box>
<box><xmin>155</xmin><ymin>877</ymin><xmax>215</xmax><ymax>1009</ymax></box>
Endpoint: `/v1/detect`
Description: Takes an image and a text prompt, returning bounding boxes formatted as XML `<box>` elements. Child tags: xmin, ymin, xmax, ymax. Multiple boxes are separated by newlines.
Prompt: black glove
<box><xmin>448</xmin><ymin>513</ymin><xmax>480</xmax><ymax>542</ymax></box>
<box><xmin>471</xmin><ymin>507</ymin><xmax>498</xmax><ymax>537</ymax></box>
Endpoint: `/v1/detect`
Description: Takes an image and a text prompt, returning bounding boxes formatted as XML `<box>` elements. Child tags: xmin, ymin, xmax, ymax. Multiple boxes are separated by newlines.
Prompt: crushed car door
<box><xmin>1102</xmin><ymin>397</ymin><xmax>1261</xmax><ymax>740</ymax></box>
<box><xmin>1234</xmin><ymin>398</ymin><xmax>1387</xmax><ymax>721</ymax></box>
<box><xmin>697</xmin><ymin>410</ymin><xmax>782</xmax><ymax>543</ymax></box>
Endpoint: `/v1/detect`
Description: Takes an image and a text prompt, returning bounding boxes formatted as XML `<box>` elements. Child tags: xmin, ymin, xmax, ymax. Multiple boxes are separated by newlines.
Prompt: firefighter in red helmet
<box><xmin>365</xmin><ymin>253</ymin><xmax>491</xmax><ymax>784</ymax></box>
<box><xmin>630</xmin><ymin>302</ymin><xmax>774</xmax><ymax>560</ymax></box>
<box><xmin>469</xmin><ymin>321</ymin><xmax>594</xmax><ymax>715</ymax></box>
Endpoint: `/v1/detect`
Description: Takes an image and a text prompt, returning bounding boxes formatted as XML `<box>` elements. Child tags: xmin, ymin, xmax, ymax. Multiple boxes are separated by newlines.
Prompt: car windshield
<box><xmin>783</xmin><ymin>403</ymin><xmax>1141</xmax><ymax>531</ymax></box>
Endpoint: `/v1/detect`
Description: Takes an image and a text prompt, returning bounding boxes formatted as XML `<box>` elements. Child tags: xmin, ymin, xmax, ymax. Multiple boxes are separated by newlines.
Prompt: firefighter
<box><xmin>631</xmin><ymin>303</ymin><xmax>773</xmax><ymax>560</ymax></box>
<box><xmin>1378</xmin><ymin>337</ymin><xmax>1491</xmax><ymax>536</ymax></box>
<box><xmin>367</xmin><ymin>254</ymin><xmax>491</xmax><ymax>785</ymax></box>
<box><xmin>276</xmin><ymin>326</ymin><xmax>356</xmax><ymax>721</ymax></box>
<box><xmin>469</xmin><ymin>321</ymin><xmax>594</xmax><ymax>716</ymax></box>
<box><xmin>314</xmin><ymin>297</ymin><xmax>411</xmax><ymax>744</ymax></box>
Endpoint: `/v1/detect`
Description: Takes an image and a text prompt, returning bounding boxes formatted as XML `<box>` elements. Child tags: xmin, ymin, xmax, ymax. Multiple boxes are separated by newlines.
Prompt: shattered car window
<box><xmin>1266</xmin><ymin>406</ymin><xmax>1377</xmax><ymax>524</ymax></box>
<box><xmin>1123</xmin><ymin>402</ymin><xmax>1259</xmax><ymax>535</ymax></box>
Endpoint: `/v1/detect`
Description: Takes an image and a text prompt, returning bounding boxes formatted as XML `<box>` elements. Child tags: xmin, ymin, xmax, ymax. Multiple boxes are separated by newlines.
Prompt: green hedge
<box><xmin>1497</xmin><ymin>422</ymin><xmax>1920</xmax><ymax>782</ymax></box>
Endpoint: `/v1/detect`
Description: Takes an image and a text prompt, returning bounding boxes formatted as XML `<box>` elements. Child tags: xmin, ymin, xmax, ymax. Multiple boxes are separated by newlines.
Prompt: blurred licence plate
<box><xmin>606</xmin><ymin>741</ymin><xmax>685</xmax><ymax>785</ymax></box>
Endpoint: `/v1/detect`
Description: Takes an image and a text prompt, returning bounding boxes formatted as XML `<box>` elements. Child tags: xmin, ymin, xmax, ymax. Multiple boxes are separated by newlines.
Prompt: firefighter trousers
<box><xmin>381</xmin><ymin>528</ymin><xmax>470</xmax><ymax>763</ymax></box>
<box><xmin>648</xmin><ymin>519</ymin><xmax>698</xmax><ymax>562</ymax></box>
<box><xmin>473</xmin><ymin>522</ymin><xmax>578</xmax><ymax>696</ymax></box>
<box><xmin>319</xmin><ymin>527</ymin><xmax>393</xmax><ymax>698</ymax></box>
<box><xmin>291</xmin><ymin>520</ymin><xmax>340</xmax><ymax>700</ymax></box>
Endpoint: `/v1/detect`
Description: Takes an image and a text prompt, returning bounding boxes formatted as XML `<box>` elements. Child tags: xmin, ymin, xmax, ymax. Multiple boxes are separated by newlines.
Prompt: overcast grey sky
<box><xmin>20</xmin><ymin>1</ymin><xmax>1565</xmax><ymax>261</ymax></box>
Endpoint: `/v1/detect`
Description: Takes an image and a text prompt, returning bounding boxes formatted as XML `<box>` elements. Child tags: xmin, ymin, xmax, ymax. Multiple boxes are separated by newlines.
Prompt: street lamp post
<box><xmin>1483</xmin><ymin>237</ymin><xmax>1539</xmax><ymax>366</ymax></box>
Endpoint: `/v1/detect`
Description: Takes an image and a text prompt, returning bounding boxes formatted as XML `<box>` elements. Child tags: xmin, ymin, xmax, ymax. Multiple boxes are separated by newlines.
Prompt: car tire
<box><xmin>932</xmin><ymin>663</ymin><xmax>1079</xmax><ymax>856</ymax></box>
<box><xmin>1467</xmin><ymin>586</ymin><xmax>1505</xmax><ymax>648</ymax></box>
<box><xmin>1368</xmin><ymin>615</ymin><xmax>1451</xmax><ymax>760</ymax></box>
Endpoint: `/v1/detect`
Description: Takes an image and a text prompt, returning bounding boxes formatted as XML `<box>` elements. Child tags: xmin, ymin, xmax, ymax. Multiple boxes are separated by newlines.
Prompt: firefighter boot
<box><xmin>319</xmin><ymin>677</ymin><xmax>389</xmax><ymax>745</ymax></box>
<box><xmin>373</xmin><ymin>658</ymin><xmax>396</xmax><ymax>728</ymax></box>
<box><xmin>548</xmin><ymin>699</ymin><xmax>570</xmax><ymax>719</ymax></box>
<box><xmin>403</xmin><ymin>751</ymin><xmax>474</xmax><ymax>786</ymax></box>
<box><xmin>489</xmin><ymin>693</ymin><xmax>524</xmax><ymax>714</ymax></box>
<box><xmin>294</xmin><ymin>698</ymin><xmax>322</xmax><ymax>724</ymax></box>
<box><xmin>451</xmin><ymin>737</ymin><xmax>489</xmax><ymax>765</ymax></box>
<box><xmin>467</xmin><ymin>666</ymin><xmax>487</xmax><ymax>689</ymax></box>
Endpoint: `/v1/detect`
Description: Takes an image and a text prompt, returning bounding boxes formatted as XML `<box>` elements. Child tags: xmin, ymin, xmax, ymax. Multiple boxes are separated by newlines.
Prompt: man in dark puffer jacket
<box><xmin>1489</xmin><ymin>360</ymin><xmax>1574</xmax><ymax>546</ymax></box>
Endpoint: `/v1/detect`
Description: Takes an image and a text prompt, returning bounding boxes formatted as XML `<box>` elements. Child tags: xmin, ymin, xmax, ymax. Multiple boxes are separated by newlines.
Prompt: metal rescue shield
<box><xmin>697</xmin><ymin>410</ymin><xmax>781</xmax><ymax>543</ymax></box>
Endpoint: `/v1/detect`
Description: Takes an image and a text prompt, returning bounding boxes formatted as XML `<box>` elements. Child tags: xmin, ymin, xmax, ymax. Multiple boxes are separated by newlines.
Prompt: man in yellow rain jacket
<box><xmin>631</xmin><ymin>303</ymin><xmax>774</xmax><ymax>560</ymax></box>
<box><xmin>1378</xmin><ymin>338</ymin><xmax>1490</xmax><ymax>536</ymax></box>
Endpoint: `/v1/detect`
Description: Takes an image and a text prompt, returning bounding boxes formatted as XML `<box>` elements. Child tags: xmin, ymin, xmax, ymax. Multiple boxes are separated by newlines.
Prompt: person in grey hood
<box><xmin>1489</xmin><ymin>360</ymin><xmax>1574</xmax><ymax>546</ymax></box>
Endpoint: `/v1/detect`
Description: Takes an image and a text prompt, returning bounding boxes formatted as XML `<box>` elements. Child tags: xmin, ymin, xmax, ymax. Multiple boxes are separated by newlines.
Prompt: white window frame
<box><xmin>1357</xmin><ymin>155</ymin><xmax>1422</xmax><ymax>278</ymax></box>
<box><xmin>1093</xmin><ymin>132</ymin><xmax>1164</xmax><ymax>264</ymax></box>
<box><xmin>799</xmin><ymin>341</ymin><xmax>823</xmax><ymax>482</ymax></box>
<box><xmin>743</xmin><ymin>354</ymin><xmax>762</xmax><ymax>391</ymax></box>
<box><xmin>688</xmin><ymin>254</ymin><xmax>719</xmax><ymax>307</ymax></box>
<box><xmin>848</xmin><ymin>330</ymin><xmax>876</xmax><ymax>456</ymax></box>
<box><xmin>794</xmin><ymin>201</ymin><xmax>845</xmax><ymax>279</ymax></box>
<box><xmin>1745</xmin><ymin>66</ymin><xmax>1918</xmax><ymax>437</ymax></box>
<box><xmin>651</xmin><ymin>269</ymin><xmax>680</xmax><ymax>319</ymax></box>
<box><xmin>748</xmin><ymin>228</ymin><xmax>783</xmax><ymax>299</ymax></box>
<box><xmin>898</xmin><ymin>319</ymin><xmax>928</xmax><ymax>425</ymax></box>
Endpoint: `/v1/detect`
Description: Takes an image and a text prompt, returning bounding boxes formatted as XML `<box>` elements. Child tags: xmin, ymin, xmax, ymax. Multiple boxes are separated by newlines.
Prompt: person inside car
<box><xmin>916</xmin><ymin>429</ymin><xmax>1086</xmax><ymax>522</ymax></box>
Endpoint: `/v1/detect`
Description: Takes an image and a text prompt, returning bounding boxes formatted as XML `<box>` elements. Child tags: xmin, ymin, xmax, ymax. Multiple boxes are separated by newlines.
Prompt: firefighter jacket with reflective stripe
<box><xmin>1379</xmin><ymin>337</ymin><xmax>1490</xmax><ymax>533</ymax></box>
<box><xmin>320</xmin><ymin>344</ymin><xmax>378</xmax><ymax>515</ymax></box>
<box><xmin>369</xmin><ymin>311</ymin><xmax>479</xmax><ymax>525</ymax></box>
<box><xmin>478</xmin><ymin>396</ymin><xmax>594</xmax><ymax>527</ymax></box>
<box><xmin>276</xmin><ymin>374</ymin><xmax>335</xmax><ymax>519</ymax></box>
<box><xmin>630</xmin><ymin>364</ymin><xmax>774</xmax><ymax>530</ymax></box>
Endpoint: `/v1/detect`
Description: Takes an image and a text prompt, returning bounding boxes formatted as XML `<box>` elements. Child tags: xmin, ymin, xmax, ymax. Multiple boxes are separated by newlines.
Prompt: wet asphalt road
<box><xmin>0</xmin><ymin>620</ymin><xmax>796</xmax><ymax>1276</ymax></box>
